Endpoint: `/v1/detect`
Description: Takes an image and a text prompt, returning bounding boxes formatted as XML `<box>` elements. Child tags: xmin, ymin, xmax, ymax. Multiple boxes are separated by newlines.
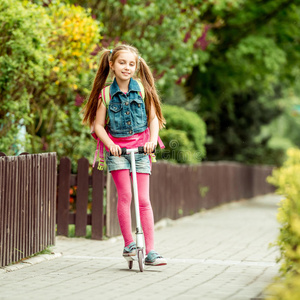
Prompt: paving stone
<box><xmin>0</xmin><ymin>194</ymin><xmax>281</xmax><ymax>300</ymax></box>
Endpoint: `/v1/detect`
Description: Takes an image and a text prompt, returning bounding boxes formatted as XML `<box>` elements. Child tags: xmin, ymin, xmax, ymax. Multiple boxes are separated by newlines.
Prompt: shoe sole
<box><xmin>123</xmin><ymin>251</ymin><xmax>136</xmax><ymax>257</ymax></box>
<box><xmin>145</xmin><ymin>258</ymin><xmax>167</xmax><ymax>266</ymax></box>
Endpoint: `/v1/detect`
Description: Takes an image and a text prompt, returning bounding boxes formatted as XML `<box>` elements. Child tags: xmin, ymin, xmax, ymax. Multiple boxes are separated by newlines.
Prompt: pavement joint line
<box><xmin>62</xmin><ymin>254</ymin><xmax>278</xmax><ymax>267</ymax></box>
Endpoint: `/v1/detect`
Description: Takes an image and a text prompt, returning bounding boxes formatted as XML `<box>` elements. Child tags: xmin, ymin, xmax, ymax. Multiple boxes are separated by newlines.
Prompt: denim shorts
<box><xmin>105</xmin><ymin>152</ymin><xmax>151</xmax><ymax>174</ymax></box>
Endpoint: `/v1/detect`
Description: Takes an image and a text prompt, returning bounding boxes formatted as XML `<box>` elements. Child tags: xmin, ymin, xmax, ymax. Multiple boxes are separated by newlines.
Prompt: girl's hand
<box><xmin>144</xmin><ymin>142</ymin><xmax>156</xmax><ymax>155</ymax></box>
<box><xmin>109</xmin><ymin>144</ymin><xmax>122</xmax><ymax>156</ymax></box>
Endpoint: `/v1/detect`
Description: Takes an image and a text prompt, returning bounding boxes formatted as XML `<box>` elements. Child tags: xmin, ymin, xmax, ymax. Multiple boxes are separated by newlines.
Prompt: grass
<box><xmin>68</xmin><ymin>224</ymin><xmax>92</xmax><ymax>238</ymax></box>
<box><xmin>55</xmin><ymin>224</ymin><xmax>107</xmax><ymax>239</ymax></box>
<box><xmin>68</xmin><ymin>225</ymin><xmax>107</xmax><ymax>239</ymax></box>
<box><xmin>5</xmin><ymin>246</ymin><xmax>54</xmax><ymax>267</ymax></box>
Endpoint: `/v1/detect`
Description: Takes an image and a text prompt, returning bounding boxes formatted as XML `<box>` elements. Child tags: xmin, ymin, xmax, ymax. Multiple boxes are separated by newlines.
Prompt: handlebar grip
<box><xmin>108</xmin><ymin>147</ymin><xmax>127</xmax><ymax>156</ymax></box>
<box><xmin>138</xmin><ymin>146</ymin><xmax>144</xmax><ymax>154</ymax></box>
<box><xmin>138</xmin><ymin>146</ymin><xmax>156</xmax><ymax>154</ymax></box>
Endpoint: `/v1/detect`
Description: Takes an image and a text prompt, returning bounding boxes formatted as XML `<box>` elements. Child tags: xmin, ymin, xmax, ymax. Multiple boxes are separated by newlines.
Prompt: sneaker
<box><xmin>145</xmin><ymin>250</ymin><xmax>167</xmax><ymax>266</ymax></box>
<box><xmin>123</xmin><ymin>242</ymin><xmax>137</xmax><ymax>257</ymax></box>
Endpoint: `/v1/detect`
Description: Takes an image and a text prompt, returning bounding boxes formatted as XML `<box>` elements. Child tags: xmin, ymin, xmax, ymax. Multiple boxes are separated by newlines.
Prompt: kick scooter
<box><xmin>110</xmin><ymin>146</ymin><xmax>154</xmax><ymax>272</ymax></box>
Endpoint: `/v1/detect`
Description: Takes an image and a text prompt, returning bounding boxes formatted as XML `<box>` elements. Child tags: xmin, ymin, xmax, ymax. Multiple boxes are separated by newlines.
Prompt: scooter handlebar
<box><xmin>109</xmin><ymin>146</ymin><xmax>155</xmax><ymax>156</ymax></box>
<box><xmin>137</xmin><ymin>146</ymin><xmax>145</xmax><ymax>154</ymax></box>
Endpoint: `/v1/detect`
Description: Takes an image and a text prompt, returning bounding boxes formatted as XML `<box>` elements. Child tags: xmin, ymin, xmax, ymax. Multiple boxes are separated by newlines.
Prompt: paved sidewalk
<box><xmin>0</xmin><ymin>194</ymin><xmax>281</xmax><ymax>300</ymax></box>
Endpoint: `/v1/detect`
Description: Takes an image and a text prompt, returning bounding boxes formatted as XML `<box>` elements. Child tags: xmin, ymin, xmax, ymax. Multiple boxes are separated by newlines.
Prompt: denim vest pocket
<box><xmin>108</xmin><ymin>103</ymin><xmax>123</xmax><ymax>131</ymax></box>
<box><xmin>130</xmin><ymin>98</ymin><xmax>145</xmax><ymax>125</ymax></box>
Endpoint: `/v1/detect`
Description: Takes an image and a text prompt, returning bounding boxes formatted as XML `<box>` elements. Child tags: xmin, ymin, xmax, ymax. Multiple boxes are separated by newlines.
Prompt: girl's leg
<box><xmin>111</xmin><ymin>169</ymin><xmax>134</xmax><ymax>247</ymax></box>
<box><xmin>135</xmin><ymin>173</ymin><xmax>154</xmax><ymax>254</ymax></box>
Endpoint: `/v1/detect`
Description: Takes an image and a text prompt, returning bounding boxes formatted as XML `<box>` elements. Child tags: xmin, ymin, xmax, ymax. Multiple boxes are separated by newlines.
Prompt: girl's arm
<box><xmin>94</xmin><ymin>101</ymin><xmax>121</xmax><ymax>156</ymax></box>
<box><xmin>144</xmin><ymin>104</ymin><xmax>159</xmax><ymax>154</ymax></box>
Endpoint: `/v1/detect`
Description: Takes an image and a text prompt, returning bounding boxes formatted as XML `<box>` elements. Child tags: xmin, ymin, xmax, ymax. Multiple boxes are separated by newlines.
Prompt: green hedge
<box><xmin>157</xmin><ymin>104</ymin><xmax>206</xmax><ymax>164</ymax></box>
<box><xmin>266</xmin><ymin>148</ymin><xmax>300</xmax><ymax>300</ymax></box>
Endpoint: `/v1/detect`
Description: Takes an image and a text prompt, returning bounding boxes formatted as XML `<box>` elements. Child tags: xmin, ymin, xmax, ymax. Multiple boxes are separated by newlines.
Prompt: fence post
<box><xmin>75</xmin><ymin>158</ymin><xmax>89</xmax><ymax>237</ymax></box>
<box><xmin>57</xmin><ymin>157</ymin><xmax>71</xmax><ymax>236</ymax></box>
<box><xmin>0</xmin><ymin>156</ymin><xmax>4</xmax><ymax>266</ymax></box>
<box><xmin>50</xmin><ymin>153</ymin><xmax>57</xmax><ymax>246</ymax></box>
<box><xmin>91</xmin><ymin>163</ymin><xmax>104</xmax><ymax>240</ymax></box>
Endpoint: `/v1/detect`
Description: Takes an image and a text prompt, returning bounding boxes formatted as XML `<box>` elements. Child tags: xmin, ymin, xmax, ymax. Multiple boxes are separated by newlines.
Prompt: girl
<box><xmin>82</xmin><ymin>44</ymin><xmax>167</xmax><ymax>266</ymax></box>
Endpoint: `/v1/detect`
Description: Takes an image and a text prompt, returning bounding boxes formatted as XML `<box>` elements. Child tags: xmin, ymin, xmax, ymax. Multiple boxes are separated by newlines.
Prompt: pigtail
<box><xmin>138</xmin><ymin>58</ymin><xmax>166</xmax><ymax>129</ymax></box>
<box><xmin>82</xmin><ymin>49</ymin><xmax>111</xmax><ymax>127</ymax></box>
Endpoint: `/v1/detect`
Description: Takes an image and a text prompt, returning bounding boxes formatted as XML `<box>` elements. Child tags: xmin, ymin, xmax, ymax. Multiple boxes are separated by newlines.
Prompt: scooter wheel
<box><xmin>128</xmin><ymin>260</ymin><xmax>133</xmax><ymax>270</ymax></box>
<box><xmin>138</xmin><ymin>249</ymin><xmax>144</xmax><ymax>272</ymax></box>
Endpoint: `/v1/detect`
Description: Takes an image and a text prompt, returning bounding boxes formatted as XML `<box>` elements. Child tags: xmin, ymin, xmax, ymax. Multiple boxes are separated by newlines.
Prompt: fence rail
<box><xmin>0</xmin><ymin>153</ymin><xmax>56</xmax><ymax>267</ymax></box>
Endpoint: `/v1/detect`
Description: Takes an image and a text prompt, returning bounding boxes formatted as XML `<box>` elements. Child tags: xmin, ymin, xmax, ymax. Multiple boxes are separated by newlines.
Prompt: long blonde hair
<box><xmin>82</xmin><ymin>44</ymin><xmax>166</xmax><ymax>129</ymax></box>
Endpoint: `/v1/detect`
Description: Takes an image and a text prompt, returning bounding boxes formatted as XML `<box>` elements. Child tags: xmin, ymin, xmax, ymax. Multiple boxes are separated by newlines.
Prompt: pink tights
<box><xmin>111</xmin><ymin>170</ymin><xmax>154</xmax><ymax>254</ymax></box>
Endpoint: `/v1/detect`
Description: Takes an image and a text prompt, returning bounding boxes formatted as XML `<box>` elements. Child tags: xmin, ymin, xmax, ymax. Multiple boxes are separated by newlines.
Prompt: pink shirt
<box><xmin>105</xmin><ymin>127</ymin><xmax>150</xmax><ymax>152</ymax></box>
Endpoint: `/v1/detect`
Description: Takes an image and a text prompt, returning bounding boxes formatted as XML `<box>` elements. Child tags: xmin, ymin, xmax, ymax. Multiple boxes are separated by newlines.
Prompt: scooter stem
<box><xmin>130</xmin><ymin>151</ymin><xmax>143</xmax><ymax>248</ymax></box>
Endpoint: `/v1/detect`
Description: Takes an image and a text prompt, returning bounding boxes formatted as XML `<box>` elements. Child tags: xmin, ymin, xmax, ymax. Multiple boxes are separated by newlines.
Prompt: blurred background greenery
<box><xmin>1</xmin><ymin>0</ymin><xmax>300</xmax><ymax>170</ymax></box>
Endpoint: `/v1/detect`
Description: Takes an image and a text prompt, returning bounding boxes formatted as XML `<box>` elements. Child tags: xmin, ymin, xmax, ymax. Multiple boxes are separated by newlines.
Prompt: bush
<box><xmin>157</xmin><ymin>104</ymin><xmax>206</xmax><ymax>164</ymax></box>
<box><xmin>266</xmin><ymin>273</ymin><xmax>300</xmax><ymax>300</ymax></box>
<box><xmin>0</xmin><ymin>0</ymin><xmax>102</xmax><ymax>171</ymax></box>
<box><xmin>0</xmin><ymin>0</ymin><xmax>53</xmax><ymax>153</ymax></box>
<box><xmin>266</xmin><ymin>148</ymin><xmax>300</xmax><ymax>299</ymax></box>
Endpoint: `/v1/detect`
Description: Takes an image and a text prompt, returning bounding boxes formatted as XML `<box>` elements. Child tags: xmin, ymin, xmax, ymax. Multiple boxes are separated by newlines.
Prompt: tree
<box><xmin>186</xmin><ymin>0</ymin><xmax>300</xmax><ymax>164</ymax></box>
<box><xmin>66</xmin><ymin>0</ymin><xmax>219</xmax><ymax>94</ymax></box>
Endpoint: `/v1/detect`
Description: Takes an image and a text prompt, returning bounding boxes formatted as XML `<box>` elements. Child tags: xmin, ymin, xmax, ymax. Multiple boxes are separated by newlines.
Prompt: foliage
<box><xmin>266</xmin><ymin>273</ymin><xmax>300</xmax><ymax>300</ymax></box>
<box><xmin>0</xmin><ymin>0</ymin><xmax>53</xmax><ymax>153</ymax></box>
<box><xmin>186</xmin><ymin>0</ymin><xmax>300</xmax><ymax>164</ymax></box>
<box><xmin>45</xmin><ymin>1</ymin><xmax>101</xmax><ymax>101</ymax></box>
<box><xmin>0</xmin><ymin>0</ymin><xmax>102</xmax><ymax>170</ymax></box>
<box><xmin>205</xmin><ymin>91</ymin><xmax>284</xmax><ymax>166</ymax></box>
<box><xmin>157</xmin><ymin>105</ymin><xmax>206</xmax><ymax>164</ymax></box>
<box><xmin>66</xmin><ymin>0</ymin><xmax>239</xmax><ymax>94</ymax></box>
<box><xmin>266</xmin><ymin>148</ymin><xmax>300</xmax><ymax>299</ymax></box>
<box><xmin>2</xmin><ymin>0</ymin><xmax>300</xmax><ymax>168</ymax></box>
<box><xmin>261</xmin><ymin>90</ymin><xmax>300</xmax><ymax>158</ymax></box>
<box><xmin>40</xmin><ymin>2</ymin><xmax>102</xmax><ymax>170</ymax></box>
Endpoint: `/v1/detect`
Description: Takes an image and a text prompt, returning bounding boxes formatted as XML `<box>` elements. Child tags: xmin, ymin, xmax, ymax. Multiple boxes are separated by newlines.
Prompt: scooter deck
<box><xmin>124</xmin><ymin>255</ymin><xmax>138</xmax><ymax>262</ymax></box>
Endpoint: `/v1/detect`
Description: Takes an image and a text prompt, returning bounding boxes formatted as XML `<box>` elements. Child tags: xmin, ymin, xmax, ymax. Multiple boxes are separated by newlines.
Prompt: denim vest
<box><xmin>107</xmin><ymin>78</ymin><xmax>148</xmax><ymax>137</ymax></box>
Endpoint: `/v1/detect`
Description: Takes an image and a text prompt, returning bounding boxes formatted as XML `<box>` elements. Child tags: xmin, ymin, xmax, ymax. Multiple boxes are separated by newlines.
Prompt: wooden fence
<box><xmin>0</xmin><ymin>154</ymin><xmax>273</xmax><ymax>267</ymax></box>
<box><xmin>0</xmin><ymin>153</ymin><xmax>56</xmax><ymax>267</ymax></box>
<box><xmin>56</xmin><ymin>158</ymin><xmax>105</xmax><ymax>240</ymax></box>
<box><xmin>56</xmin><ymin>158</ymin><xmax>274</xmax><ymax>239</ymax></box>
<box><xmin>106</xmin><ymin>161</ymin><xmax>275</xmax><ymax>237</ymax></box>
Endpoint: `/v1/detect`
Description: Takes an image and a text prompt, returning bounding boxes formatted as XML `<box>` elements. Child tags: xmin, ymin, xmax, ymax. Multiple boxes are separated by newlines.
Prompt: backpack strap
<box><xmin>91</xmin><ymin>85</ymin><xmax>111</xmax><ymax>140</ymax></box>
<box><xmin>92</xmin><ymin>86</ymin><xmax>111</xmax><ymax>170</ymax></box>
<box><xmin>92</xmin><ymin>138</ymin><xmax>105</xmax><ymax>170</ymax></box>
<box><xmin>136</xmin><ymin>80</ymin><xmax>145</xmax><ymax>99</ymax></box>
<box><xmin>158</xmin><ymin>136</ymin><xmax>165</xmax><ymax>149</ymax></box>
<box><xmin>102</xmin><ymin>85</ymin><xmax>111</xmax><ymax>109</ymax></box>
<box><xmin>103</xmin><ymin>86</ymin><xmax>111</xmax><ymax>124</ymax></box>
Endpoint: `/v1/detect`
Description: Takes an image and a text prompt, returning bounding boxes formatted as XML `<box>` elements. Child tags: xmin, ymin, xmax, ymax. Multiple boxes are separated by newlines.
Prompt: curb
<box><xmin>0</xmin><ymin>252</ymin><xmax>62</xmax><ymax>274</ymax></box>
